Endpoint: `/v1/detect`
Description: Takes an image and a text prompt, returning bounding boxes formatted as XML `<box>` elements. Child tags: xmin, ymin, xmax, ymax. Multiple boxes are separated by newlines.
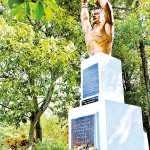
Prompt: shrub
<box><xmin>41</xmin><ymin>114</ymin><xmax>68</xmax><ymax>147</ymax></box>
<box><xmin>3</xmin><ymin>134</ymin><xmax>28</xmax><ymax>149</ymax></box>
<box><xmin>35</xmin><ymin>141</ymin><xmax>68</xmax><ymax>150</ymax></box>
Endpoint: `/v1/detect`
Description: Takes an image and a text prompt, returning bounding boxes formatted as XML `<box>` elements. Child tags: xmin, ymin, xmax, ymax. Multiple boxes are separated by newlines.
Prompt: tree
<box><xmin>113</xmin><ymin>0</ymin><xmax>150</xmax><ymax>144</ymax></box>
<box><xmin>0</xmin><ymin>18</ymin><xmax>80</xmax><ymax>147</ymax></box>
<box><xmin>0</xmin><ymin>0</ymin><xmax>83</xmax><ymax>147</ymax></box>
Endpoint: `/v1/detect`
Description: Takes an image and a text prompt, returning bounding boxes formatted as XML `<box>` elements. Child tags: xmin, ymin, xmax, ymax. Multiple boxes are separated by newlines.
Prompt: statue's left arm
<box><xmin>95</xmin><ymin>0</ymin><xmax>114</xmax><ymax>39</ymax></box>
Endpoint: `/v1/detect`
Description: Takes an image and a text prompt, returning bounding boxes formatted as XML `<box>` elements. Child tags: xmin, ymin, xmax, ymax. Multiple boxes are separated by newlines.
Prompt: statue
<box><xmin>81</xmin><ymin>0</ymin><xmax>114</xmax><ymax>56</ymax></box>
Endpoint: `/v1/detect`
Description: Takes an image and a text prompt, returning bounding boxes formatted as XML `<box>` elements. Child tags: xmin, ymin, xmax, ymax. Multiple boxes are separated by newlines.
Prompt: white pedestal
<box><xmin>69</xmin><ymin>52</ymin><xmax>145</xmax><ymax>150</ymax></box>
<box><xmin>69</xmin><ymin>100</ymin><xmax>145</xmax><ymax>150</ymax></box>
<box><xmin>81</xmin><ymin>52</ymin><xmax>124</xmax><ymax>105</ymax></box>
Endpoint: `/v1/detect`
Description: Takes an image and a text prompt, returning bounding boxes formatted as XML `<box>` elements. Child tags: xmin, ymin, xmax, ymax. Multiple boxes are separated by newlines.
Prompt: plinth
<box><xmin>69</xmin><ymin>52</ymin><xmax>145</xmax><ymax>150</ymax></box>
<box><xmin>81</xmin><ymin>52</ymin><xmax>124</xmax><ymax>106</ymax></box>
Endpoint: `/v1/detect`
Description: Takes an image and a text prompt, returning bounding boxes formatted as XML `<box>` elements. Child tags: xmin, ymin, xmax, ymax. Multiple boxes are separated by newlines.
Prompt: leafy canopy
<box><xmin>0</xmin><ymin>18</ymin><xmax>79</xmax><ymax>127</ymax></box>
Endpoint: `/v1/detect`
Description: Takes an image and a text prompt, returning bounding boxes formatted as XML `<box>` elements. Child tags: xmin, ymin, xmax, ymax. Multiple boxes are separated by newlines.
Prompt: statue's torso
<box><xmin>85</xmin><ymin>26</ymin><xmax>112</xmax><ymax>56</ymax></box>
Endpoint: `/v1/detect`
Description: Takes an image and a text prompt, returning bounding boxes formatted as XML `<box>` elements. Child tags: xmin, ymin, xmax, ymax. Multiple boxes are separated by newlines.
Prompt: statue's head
<box><xmin>91</xmin><ymin>9</ymin><xmax>105</xmax><ymax>27</ymax></box>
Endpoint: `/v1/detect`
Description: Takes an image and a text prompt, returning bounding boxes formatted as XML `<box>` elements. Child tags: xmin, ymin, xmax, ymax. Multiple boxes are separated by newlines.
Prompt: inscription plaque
<box><xmin>71</xmin><ymin>114</ymin><xmax>95</xmax><ymax>149</ymax></box>
<box><xmin>82</xmin><ymin>96</ymin><xmax>99</xmax><ymax>106</ymax></box>
<box><xmin>83</xmin><ymin>63</ymin><xmax>99</xmax><ymax>98</ymax></box>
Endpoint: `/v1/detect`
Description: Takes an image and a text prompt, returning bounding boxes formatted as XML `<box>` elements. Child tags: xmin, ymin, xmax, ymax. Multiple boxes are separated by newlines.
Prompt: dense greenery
<box><xmin>0</xmin><ymin>115</ymin><xmax>68</xmax><ymax>149</ymax></box>
<box><xmin>0</xmin><ymin>0</ymin><xmax>149</xmax><ymax>148</ymax></box>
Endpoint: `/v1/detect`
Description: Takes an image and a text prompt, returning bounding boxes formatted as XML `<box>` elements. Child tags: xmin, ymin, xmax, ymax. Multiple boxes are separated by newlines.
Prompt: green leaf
<box><xmin>8</xmin><ymin>0</ymin><xmax>14</xmax><ymax>8</ymax></box>
<box><xmin>10</xmin><ymin>4</ymin><xmax>24</xmax><ymax>18</ymax></box>
<box><xmin>8</xmin><ymin>0</ymin><xmax>24</xmax><ymax>8</ymax></box>
<box><xmin>35</xmin><ymin>1</ymin><xmax>44</xmax><ymax>21</ymax></box>
<box><xmin>26</xmin><ymin>4</ymin><xmax>31</xmax><ymax>15</ymax></box>
<box><xmin>45</xmin><ymin>7</ymin><xmax>53</xmax><ymax>21</ymax></box>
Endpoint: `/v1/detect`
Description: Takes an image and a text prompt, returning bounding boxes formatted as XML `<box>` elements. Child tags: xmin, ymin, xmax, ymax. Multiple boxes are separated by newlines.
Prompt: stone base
<box><xmin>69</xmin><ymin>100</ymin><xmax>145</xmax><ymax>150</ymax></box>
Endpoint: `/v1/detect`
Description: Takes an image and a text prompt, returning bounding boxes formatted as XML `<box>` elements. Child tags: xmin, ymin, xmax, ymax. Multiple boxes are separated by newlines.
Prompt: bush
<box><xmin>3</xmin><ymin>134</ymin><xmax>28</xmax><ymax>149</ymax></box>
<box><xmin>35</xmin><ymin>141</ymin><xmax>68</xmax><ymax>150</ymax></box>
<box><xmin>41</xmin><ymin>114</ymin><xmax>68</xmax><ymax>148</ymax></box>
<box><xmin>0</xmin><ymin>114</ymin><xmax>69</xmax><ymax>149</ymax></box>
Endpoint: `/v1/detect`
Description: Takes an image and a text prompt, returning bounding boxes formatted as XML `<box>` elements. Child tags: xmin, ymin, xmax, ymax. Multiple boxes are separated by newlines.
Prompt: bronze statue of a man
<box><xmin>81</xmin><ymin>0</ymin><xmax>114</xmax><ymax>56</ymax></box>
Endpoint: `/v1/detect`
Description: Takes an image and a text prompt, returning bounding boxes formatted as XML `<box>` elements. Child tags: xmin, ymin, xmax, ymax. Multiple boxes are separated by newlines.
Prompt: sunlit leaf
<box><xmin>10</xmin><ymin>4</ymin><xmax>24</xmax><ymax>18</ymax></box>
<box><xmin>29</xmin><ymin>2</ymin><xmax>36</xmax><ymax>9</ymax></box>
<box><xmin>45</xmin><ymin>7</ymin><xmax>53</xmax><ymax>21</ymax></box>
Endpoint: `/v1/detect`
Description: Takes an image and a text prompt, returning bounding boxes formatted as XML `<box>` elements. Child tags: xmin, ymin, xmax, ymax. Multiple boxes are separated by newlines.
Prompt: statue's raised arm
<box><xmin>81</xmin><ymin>0</ymin><xmax>114</xmax><ymax>56</ymax></box>
<box><xmin>95</xmin><ymin>0</ymin><xmax>113</xmax><ymax>25</ymax></box>
<box><xmin>81</xmin><ymin>0</ymin><xmax>92</xmax><ymax>34</ymax></box>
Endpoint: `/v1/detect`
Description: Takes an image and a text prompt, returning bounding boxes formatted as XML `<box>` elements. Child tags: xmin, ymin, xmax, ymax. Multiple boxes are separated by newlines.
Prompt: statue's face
<box><xmin>91</xmin><ymin>9</ymin><xmax>105</xmax><ymax>26</ymax></box>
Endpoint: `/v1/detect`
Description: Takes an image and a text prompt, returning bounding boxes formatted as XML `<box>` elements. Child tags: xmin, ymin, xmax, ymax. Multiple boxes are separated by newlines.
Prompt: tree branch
<box><xmin>30</xmin><ymin>81</ymin><xmax>56</xmax><ymax>126</ymax></box>
<box><xmin>26</xmin><ymin>14</ymin><xmax>47</xmax><ymax>35</ymax></box>
<box><xmin>26</xmin><ymin>14</ymin><xmax>36</xmax><ymax>28</ymax></box>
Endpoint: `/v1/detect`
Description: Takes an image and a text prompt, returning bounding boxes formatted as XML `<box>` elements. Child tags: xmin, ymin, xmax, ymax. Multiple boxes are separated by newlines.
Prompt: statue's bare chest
<box><xmin>86</xmin><ymin>28</ymin><xmax>108</xmax><ymax>45</ymax></box>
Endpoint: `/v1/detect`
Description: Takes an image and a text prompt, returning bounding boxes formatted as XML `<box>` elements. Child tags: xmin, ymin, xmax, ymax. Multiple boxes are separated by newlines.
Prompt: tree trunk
<box><xmin>122</xmin><ymin>71</ymin><xmax>132</xmax><ymax>92</ymax></box>
<box><xmin>28</xmin><ymin>119</ymin><xmax>35</xmax><ymax>148</ymax></box>
<box><xmin>35</xmin><ymin>119</ymin><xmax>42</xmax><ymax>142</ymax></box>
<box><xmin>27</xmin><ymin>82</ymin><xmax>55</xmax><ymax>147</ymax></box>
<box><xmin>139</xmin><ymin>40</ymin><xmax>150</xmax><ymax>145</ymax></box>
<box><xmin>28</xmin><ymin>111</ymin><xmax>44</xmax><ymax>147</ymax></box>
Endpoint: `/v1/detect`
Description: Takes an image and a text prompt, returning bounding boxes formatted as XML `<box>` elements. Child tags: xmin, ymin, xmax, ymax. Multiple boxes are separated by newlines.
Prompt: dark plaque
<box><xmin>81</xmin><ymin>96</ymin><xmax>99</xmax><ymax>106</ymax></box>
<box><xmin>71</xmin><ymin>114</ymin><xmax>95</xmax><ymax>149</ymax></box>
<box><xmin>83</xmin><ymin>63</ymin><xmax>99</xmax><ymax>98</ymax></box>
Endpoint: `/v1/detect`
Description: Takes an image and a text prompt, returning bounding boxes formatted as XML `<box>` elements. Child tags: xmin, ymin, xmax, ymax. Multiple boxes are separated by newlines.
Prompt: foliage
<box><xmin>0</xmin><ymin>0</ymin><xmax>82</xmax><ymax>147</ymax></box>
<box><xmin>0</xmin><ymin>128</ymin><xmax>4</xmax><ymax>149</ymax></box>
<box><xmin>0</xmin><ymin>17</ymin><xmax>80</xmax><ymax>146</ymax></box>
<box><xmin>113</xmin><ymin>1</ymin><xmax>150</xmax><ymax>134</ymax></box>
<box><xmin>0</xmin><ymin>114</ymin><xmax>68</xmax><ymax>149</ymax></box>
<box><xmin>3</xmin><ymin>134</ymin><xmax>28</xmax><ymax>150</ymax></box>
<box><xmin>41</xmin><ymin>114</ymin><xmax>68</xmax><ymax>147</ymax></box>
<box><xmin>7</xmin><ymin>0</ymin><xmax>58</xmax><ymax>21</ymax></box>
<box><xmin>35</xmin><ymin>141</ymin><xmax>68</xmax><ymax>150</ymax></box>
<box><xmin>0</xmin><ymin>17</ymin><xmax>78</xmax><ymax>117</ymax></box>
<box><xmin>0</xmin><ymin>122</ymin><xmax>29</xmax><ymax>149</ymax></box>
